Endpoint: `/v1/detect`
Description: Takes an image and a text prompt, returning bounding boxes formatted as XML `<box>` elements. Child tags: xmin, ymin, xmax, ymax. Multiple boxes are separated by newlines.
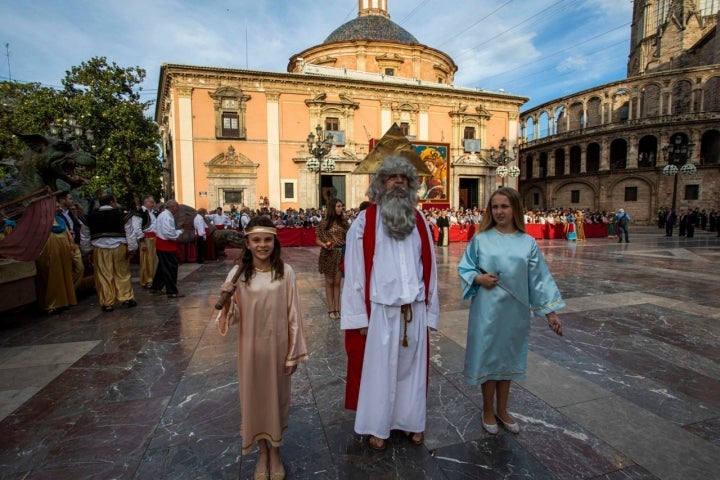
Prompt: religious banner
<box><xmin>412</xmin><ymin>142</ymin><xmax>450</xmax><ymax>203</ymax></box>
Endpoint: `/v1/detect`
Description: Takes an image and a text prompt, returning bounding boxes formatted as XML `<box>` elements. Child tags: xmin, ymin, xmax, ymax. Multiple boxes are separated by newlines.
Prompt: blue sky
<box><xmin>0</xmin><ymin>0</ymin><xmax>633</xmax><ymax>111</ymax></box>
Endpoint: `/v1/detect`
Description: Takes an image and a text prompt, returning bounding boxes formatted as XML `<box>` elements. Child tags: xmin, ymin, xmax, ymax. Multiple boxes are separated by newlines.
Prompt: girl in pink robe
<box><xmin>216</xmin><ymin>216</ymin><xmax>307</xmax><ymax>480</ymax></box>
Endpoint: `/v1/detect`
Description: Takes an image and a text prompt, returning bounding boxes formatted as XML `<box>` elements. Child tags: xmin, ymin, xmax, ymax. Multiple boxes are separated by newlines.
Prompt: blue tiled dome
<box><xmin>324</xmin><ymin>16</ymin><xmax>418</xmax><ymax>44</ymax></box>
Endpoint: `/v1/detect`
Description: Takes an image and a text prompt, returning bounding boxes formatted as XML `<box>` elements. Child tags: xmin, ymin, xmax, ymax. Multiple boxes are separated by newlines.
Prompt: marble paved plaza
<box><xmin>1</xmin><ymin>227</ymin><xmax>719</xmax><ymax>479</ymax></box>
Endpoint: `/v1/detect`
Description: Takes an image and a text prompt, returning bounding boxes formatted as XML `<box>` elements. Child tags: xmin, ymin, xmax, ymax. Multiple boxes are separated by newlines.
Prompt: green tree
<box><xmin>1</xmin><ymin>56</ymin><xmax>163</xmax><ymax>209</ymax></box>
<box><xmin>62</xmin><ymin>57</ymin><xmax>163</xmax><ymax>209</ymax></box>
<box><xmin>0</xmin><ymin>81</ymin><xmax>64</xmax><ymax>161</ymax></box>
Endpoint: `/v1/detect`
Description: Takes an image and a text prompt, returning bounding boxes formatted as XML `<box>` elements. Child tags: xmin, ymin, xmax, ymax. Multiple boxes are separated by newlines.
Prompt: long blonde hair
<box><xmin>478</xmin><ymin>187</ymin><xmax>526</xmax><ymax>234</ymax></box>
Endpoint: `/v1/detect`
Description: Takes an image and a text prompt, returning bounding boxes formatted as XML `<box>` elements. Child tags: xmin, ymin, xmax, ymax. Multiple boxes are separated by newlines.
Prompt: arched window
<box><xmin>586</xmin><ymin>143</ymin><xmax>600</xmax><ymax>172</ymax></box>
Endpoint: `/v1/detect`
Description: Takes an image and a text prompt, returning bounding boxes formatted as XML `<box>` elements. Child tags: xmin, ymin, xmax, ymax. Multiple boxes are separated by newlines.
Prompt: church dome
<box><xmin>324</xmin><ymin>15</ymin><xmax>418</xmax><ymax>45</ymax></box>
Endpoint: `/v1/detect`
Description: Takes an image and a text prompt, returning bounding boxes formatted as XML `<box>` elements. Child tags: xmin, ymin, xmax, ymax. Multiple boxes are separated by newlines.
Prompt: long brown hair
<box><xmin>238</xmin><ymin>216</ymin><xmax>284</xmax><ymax>283</ymax></box>
<box><xmin>320</xmin><ymin>198</ymin><xmax>349</xmax><ymax>232</ymax></box>
<box><xmin>478</xmin><ymin>187</ymin><xmax>526</xmax><ymax>234</ymax></box>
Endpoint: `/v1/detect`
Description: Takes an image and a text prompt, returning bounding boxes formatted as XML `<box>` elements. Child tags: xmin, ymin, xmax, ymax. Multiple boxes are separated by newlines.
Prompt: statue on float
<box><xmin>0</xmin><ymin>134</ymin><xmax>96</xmax><ymax>261</ymax></box>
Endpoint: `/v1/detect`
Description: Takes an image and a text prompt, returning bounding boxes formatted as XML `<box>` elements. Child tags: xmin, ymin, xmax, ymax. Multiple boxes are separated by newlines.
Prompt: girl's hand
<box><xmin>546</xmin><ymin>312</ymin><xmax>563</xmax><ymax>336</ymax></box>
<box><xmin>476</xmin><ymin>273</ymin><xmax>499</xmax><ymax>289</ymax></box>
<box><xmin>285</xmin><ymin>364</ymin><xmax>298</xmax><ymax>375</ymax></box>
<box><xmin>220</xmin><ymin>281</ymin><xmax>235</xmax><ymax>294</ymax></box>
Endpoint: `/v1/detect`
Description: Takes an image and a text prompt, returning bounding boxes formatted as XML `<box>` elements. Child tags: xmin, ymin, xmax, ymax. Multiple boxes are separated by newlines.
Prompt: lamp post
<box><xmin>306</xmin><ymin>124</ymin><xmax>335</xmax><ymax>208</ymax></box>
<box><xmin>49</xmin><ymin>114</ymin><xmax>94</xmax><ymax>144</ymax></box>
<box><xmin>661</xmin><ymin>134</ymin><xmax>695</xmax><ymax>213</ymax></box>
<box><xmin>488</xmin><ymin>137</ymin><xmax>519</xmax><ymax>187</ymax></box>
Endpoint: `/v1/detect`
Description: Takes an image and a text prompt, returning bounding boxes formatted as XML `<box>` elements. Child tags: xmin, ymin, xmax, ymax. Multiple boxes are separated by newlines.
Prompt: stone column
<box><xmin>266</xmin><ymin>91</ymin><xmax>281</xmax><ymax>207</ymax></box>
<box><xmin>176</xmin><ymin>84</ymin><xmax>195</xmax><ymax>206</ymax></box>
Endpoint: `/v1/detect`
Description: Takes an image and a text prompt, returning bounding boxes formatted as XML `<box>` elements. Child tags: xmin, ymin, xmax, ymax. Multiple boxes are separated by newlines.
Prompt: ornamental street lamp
<box><xmin>661</xmin><ymin>134</ymin><xmax>695</xmax><ymax>213</ymax></box>
<box><xmin>306</xmin><ymin>124</ymin><xmax>335</xmax><ymax>208</ymax></box>
<box><xmin>49</xmin><ymin>114</ymin><xmax>94</xmax><ymax>143</ymax></box>
<box><xmin>488</xmin><ymin>137</ymin><xmax>519</xmax><ymax>187</ymax></box>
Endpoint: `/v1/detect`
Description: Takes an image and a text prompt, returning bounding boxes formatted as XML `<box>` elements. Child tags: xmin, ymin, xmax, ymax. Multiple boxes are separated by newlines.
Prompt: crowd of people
<box><xmin>27</xmin><ymin>192</ymin><xmax>194</xmax><ymax>315</ymax></box>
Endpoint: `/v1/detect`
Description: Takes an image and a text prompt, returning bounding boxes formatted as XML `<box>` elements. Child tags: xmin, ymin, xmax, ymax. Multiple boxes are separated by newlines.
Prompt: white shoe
<box><xmin>482</xmin><ymin>420</ymin><xmax>499</xmax><ymax>434</ymax></box>
<box><xmin>498</xmin><ymin>417</ymin><xmax>520</xmax><ymax>434</ymax></box>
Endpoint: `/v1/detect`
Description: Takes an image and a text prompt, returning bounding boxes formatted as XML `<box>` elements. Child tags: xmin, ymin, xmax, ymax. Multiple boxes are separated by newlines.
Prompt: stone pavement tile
<box><xmin>546</xmin><ymin>310</ymin><xmax>720</xmax><ymax>405</ymax></box>
<box><xmin>505</xmin><ymin>386</ymin><xmax>635</xmax><ymax>479</ymax></box>
<box><xmin>588</xmin><ymin>465</ymin><xmax>659</xmax><ymax>479</ymax></box>
<box><xmin>146</xmin><ymin>369</ymin><xmax>239</xmax><ymax>451</ymax></box>
<box><xmin>0</xmin><ymin>363</ymin><xmax>72</xmax><ymax>390</ymax></box>
<box><xmin>302</xmin><ymin>322</ymin><xmax>356</xmax><ymax>428</ymax></box>
<box><xmin>304</xmin><ymin>354</ymin><xmax>354</xmax><ymax>427</ymax></box>
<box><xmin>683</xmin><ymin>417</ymin><xmax>720</xmax><ymax>447</ymax></box>
<box><xmin>325</xmin><ymin>420</ymin><xmax>445</xmax><ymax>479</ymax></box>
<box><xmin>518</xmin><ymin>351</ymin><xmax>612</xmax><ymax>408</ymax></box>
<box><xmin>445</xmin><ymin>373</ymin><xmax>635</xmax><ymax>479</ymax></box>
<box><xmin>135</xmin><ymin>437</ymin><xmax>242</xmax><ymax>480</ymax></box>
<box><xmin>0</xmin><ymin>386</ymin><xmax>41</xmax><ymax>421</ymax></box>
<box><xmin>102</xmin><ymin>339</ymin><xmax>198</xmax><ymax>403</ymax></box>
<box><xmin>37</xmin><ymin>396</ymin><xmax>170</xmax><ymax>475</ymax></box>
<box><xmin>437</xmin><ymin>308</ymin><xmax>469</xmax><ymax>347</ymax></box>
<box><xmin>425</xmin><ymin>370</ymin><xmax>486</xmax><ymax>450</ymax></box>
<box><xmin>0</xmin><ymin>341</ymin><xmax>99</xmax><ymax>368</ymax></box>
<box><xmin>429</xmin><ymin>330</ymin><xmax>467</xmax><ymax>376</ymax></box>
<box><xmin>432</xmin><ymin>435</ymin><xmax>555</xmax><ymax>479</ymax></box>
<box><xmin>560</xmin><ymin>395</ymin><xmax>720</xmax><ymax>480</ymax></box>
<box><xmin>529</xmin><ymin>312</ymin><xmax>720</xmax><ymax>426</ymax></box>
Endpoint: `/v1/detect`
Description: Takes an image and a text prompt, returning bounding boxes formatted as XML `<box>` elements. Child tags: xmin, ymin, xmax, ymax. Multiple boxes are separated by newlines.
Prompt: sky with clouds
<box><xmin>0</xmin><ymin>0</ymin><xmax>634</xmax><ymax>111</ymax></box>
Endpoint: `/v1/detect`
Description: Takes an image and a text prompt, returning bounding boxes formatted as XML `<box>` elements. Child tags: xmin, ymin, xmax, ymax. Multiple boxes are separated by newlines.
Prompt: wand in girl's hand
<box><xmin>214</xmin><ymin>265</ymin><xmax>241</xmax><ymax>310</ymax></box>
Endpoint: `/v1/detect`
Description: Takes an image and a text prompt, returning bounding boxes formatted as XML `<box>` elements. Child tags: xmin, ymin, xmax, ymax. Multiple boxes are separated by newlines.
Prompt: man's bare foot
<box><xmin>368</xmin><ymin>435</ymin><xmax>387</xmax><ymax>451</ymax></box>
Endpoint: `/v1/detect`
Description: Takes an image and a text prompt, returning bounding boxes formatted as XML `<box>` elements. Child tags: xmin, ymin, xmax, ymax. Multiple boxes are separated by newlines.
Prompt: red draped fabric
<box><xmin>276</xmin><ymin>228</ymin><xmax>317</xmax><ymax>247</ymax></box>
<box><xmin>0</xmin><ymin>195</ymin><xmax>56</xmax><ymax>261</ymax></box>
<box><xmin>526</xmin><ymin>223</ymin><xmax>607</xmax><ymax>239</ymax></box>
<box><xmin>265</xmin><ymin>223</ymin><xmax>609</xmax><ymax>248</ymax></box>
<box><xmin>176</xmin><ymin>242</ymin><xmax>197</xmax><ymax>263</ymax></box>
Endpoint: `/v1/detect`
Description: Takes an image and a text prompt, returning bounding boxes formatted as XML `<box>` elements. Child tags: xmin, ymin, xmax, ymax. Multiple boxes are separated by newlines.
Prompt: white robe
<box><xmin>341</xmin><ymin>209</ymin><xmax>439</xmax><ymax>438</ymax></box>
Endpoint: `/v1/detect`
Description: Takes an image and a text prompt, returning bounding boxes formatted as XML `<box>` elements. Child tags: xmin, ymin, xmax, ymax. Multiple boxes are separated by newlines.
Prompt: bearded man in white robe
<box><xmin>340</xmin><ymin>154</ymin><xmax>439</xmax><ymax>450</ymax></box>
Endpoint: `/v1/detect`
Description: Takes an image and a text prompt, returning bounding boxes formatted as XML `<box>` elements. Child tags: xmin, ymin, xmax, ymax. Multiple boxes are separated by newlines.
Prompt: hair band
<box><xmin>245</xmin><ymin>226</ymin><xmax>277</xmax><ymax>236</ymax></box>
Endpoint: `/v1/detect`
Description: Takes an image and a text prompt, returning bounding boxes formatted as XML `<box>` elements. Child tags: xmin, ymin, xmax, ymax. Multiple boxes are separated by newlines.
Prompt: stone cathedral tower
<box><xmin>628</xmin><ymin>0</ymin><xmax>720</xmax><ymax>76</ymax></box>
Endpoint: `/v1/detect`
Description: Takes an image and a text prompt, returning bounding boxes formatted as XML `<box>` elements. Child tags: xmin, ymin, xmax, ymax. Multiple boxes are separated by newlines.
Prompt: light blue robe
<box><xmin>457</xmin><ymin>228</ymin><xmax>565</xmax><ymax>385</ymax></box>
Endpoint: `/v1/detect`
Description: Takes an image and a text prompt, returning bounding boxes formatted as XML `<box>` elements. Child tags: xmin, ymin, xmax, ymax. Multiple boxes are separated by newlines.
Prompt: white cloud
<box><xmin>0</xmin><ymin>0</ymin><xmax>635</xmax><ymax>109</ymax></box>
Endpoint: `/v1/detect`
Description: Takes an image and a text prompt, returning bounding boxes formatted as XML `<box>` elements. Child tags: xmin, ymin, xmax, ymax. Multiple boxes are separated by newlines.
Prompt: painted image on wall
<box><xmin>413</xmin><ymin>143</ymin><xmax>449</xmax><ymax>201</ymax></box>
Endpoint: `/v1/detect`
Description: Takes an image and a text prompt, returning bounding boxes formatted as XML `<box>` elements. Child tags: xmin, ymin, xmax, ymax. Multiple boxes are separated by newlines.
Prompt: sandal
<box><xmin>368</xmin><ymin>435</ymin><xmax>387</xmax><ymax>451</ymax></box>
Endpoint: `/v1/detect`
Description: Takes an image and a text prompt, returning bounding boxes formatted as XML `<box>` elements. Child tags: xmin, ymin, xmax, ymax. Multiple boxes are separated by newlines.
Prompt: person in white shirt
<box><xmin>210</xmin><ymin>207</ymin><xmax>231</xmax><ymax>228</ymax></box>
<box><xmin>132</xmin><ymin>195</ymin><xmax>158</xmax><ymax>289</ymax></box>
<box><xmin>149</xmin><ymin>199</ymin><xmax>184</xmax><ymax>297</ymax></box>
<box><xmin>194</xmin><ymin>209</ymin><xmax>208</xmax><ymax>264</ymax></box>
<box><xmin>340</xmin><ymin>154</ymin><xmax>439</xmax><ymax>450</ymax></box>
<box><xmin>240</xmin><ymin>208</ymin><xmax>252</xmax><ymax>231</ymax></box>
<box><xmin>82</xmin><ymin>194</ymin><xmax>138</xmax><ymax>312</ymax></box>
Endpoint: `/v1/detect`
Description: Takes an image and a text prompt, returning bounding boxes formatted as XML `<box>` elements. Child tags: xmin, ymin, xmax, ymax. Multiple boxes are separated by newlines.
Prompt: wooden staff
<box><xmin>0</xmin><ymin>186</ymin><xmax>52</xmax><ymax>210</ymax></box>
<box><xmin>214</xmin><ymin>264</ymin><xmax>242</xmax><ymax>310</ymax></box>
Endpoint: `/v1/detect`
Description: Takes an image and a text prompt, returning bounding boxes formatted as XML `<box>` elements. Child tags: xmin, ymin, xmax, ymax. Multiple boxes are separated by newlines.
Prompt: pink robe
<box><xmin>216</xmin><ymin>264</ymin><xmax>308</xmax><ymax>453</ymax></box>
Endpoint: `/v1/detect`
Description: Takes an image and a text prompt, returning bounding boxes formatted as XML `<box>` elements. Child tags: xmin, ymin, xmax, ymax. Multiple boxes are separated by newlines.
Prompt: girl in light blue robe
<box><xmin>458</xmin><ymin>187</ymin><xmax>565</xmax><ymax>434</ymax></box>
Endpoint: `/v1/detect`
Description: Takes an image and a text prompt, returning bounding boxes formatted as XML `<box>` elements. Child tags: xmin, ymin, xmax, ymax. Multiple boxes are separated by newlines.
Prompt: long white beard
<box><xmin>379</xmin><ymin>185</ymin><xmax>416</xmax><ymax>240</ymax></box>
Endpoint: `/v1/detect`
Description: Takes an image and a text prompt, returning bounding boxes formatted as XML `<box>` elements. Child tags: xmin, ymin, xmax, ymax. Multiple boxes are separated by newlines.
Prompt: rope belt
<box><xmin>401</xmin><ymin>304</ymin><xmax>413</xmax><ymax>347</ymax></box>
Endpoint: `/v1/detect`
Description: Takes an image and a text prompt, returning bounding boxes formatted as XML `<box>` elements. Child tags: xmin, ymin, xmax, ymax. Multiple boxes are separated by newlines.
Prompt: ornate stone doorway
<box><xmin>204</xmin><ymin>146</ymin><xmax>259</xmax><ymax>210</ymax></box>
